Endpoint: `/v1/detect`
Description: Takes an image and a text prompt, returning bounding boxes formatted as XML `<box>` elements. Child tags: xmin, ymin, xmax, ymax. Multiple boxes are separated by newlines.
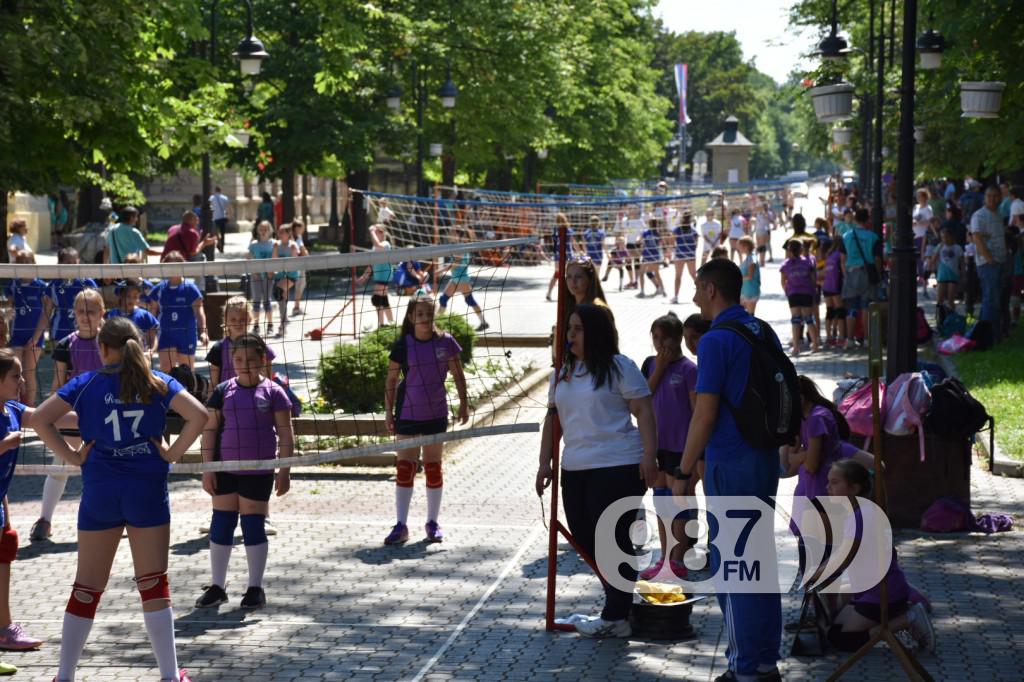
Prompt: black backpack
<box><xmin>719</xmin><ymin>319</ymin><xmax>801</xmax><ymax>450</ymax></box>
<box><xmin>966</xmin><ymin>320</ymin><xmax>994</xmax><ymax>351</ymax></box>
<box><xmin>924</xmin><ymin>378</ymin><xmax>990</xmax><ymax>438</ymax></box>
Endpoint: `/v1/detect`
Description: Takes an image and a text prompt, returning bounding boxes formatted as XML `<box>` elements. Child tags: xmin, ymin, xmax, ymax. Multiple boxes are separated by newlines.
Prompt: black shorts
<box><xmin>214</xmin><ymin>472</ymin><xmax>275</xmax><ymax>502</ymax></box>
<box><xmin>656</xmin><ymin>449</ymin><xmax>682</xmax><ymax>473</ymax></box>
<box><xmin>787</xmin><ymin>293</ymin><xmax>815</xmax><ymax>308</ymax></box>
<box><xmin>395</xmin><ymin>417</ymin><xmax>448</xmax><ymax>436</ymax></box>
<box><xmin>823</xmin><ymin>289</ymin><xmax>841</xmax><ymax>298</ymax></box>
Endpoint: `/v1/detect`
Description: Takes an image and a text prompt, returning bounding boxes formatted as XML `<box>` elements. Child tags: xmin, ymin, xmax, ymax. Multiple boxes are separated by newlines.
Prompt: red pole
<box><xmin>433</xmin><ymin>186</ymin><xmax>441</xmax><ymax>293</ymax></box>
<box><xmin>545</xmin><ymin>222</ymin><xmax>570</xmax><ymax>631</ymax></box>
<box><xmin>348</xmin><ymin>190</ymin><xmax>357</xmax><ymax>338</ymax></box>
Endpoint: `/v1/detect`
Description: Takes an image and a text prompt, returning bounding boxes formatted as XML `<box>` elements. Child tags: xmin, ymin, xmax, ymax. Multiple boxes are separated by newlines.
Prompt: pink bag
<box><xmin>937</xmin><ymin>333</ymin><xmax>975</xmax><ymax>355</ymax></box>
<box><xmin>883</xmin><ymin>372</ymin><xmax>932</xmax><ymax>461</ymax></box>
<box><xmin>839</xmin><ymin>381</ymin><xmax>883</xmax><ymax>443</ymax></box>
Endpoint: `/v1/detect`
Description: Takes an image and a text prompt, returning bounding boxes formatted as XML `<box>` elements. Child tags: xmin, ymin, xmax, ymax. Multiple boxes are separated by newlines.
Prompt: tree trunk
<box><xmin>0</xmin><ymin>190</ymin><xmax>8</xmax><ymax>264</ymax></box>
<box><xmin>342</xmin><ymin>169</ymin><xmax>369</xmax><ymax>250</ymax></box>
<box><xmin>300</xmin><ymin>174</ymin><xmax>309</xmax><ymax>224</ymax></box>
<box><xmin>282</xmin><ymin>167</ymin><xmax>296</xmax><ymax>223</ymax></box>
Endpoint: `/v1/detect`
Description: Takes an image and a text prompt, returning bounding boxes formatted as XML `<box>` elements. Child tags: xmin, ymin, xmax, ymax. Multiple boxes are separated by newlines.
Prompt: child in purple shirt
<box><xmin>383</xmin><ymin>295</ymin><xmax>469</xmax><ymax>546</ymax></box>
<box><xmin>197</xmin><ymin>333</ymin><xmax>293</xmax><ymax>611</ymax></box>
<box><xmin>780</xmin><ymin>240</ymin><xmax>820</xmax><ymax>355</ymax></box>
<box><xmin>822</xmin><ymin>241</ymin><xmax>846</xmax><ymax>347</ymax></box>
<box><xmin>638</xmin><ymin>313</ymin><xmax>697</xmax><ymax>580</ymax></box>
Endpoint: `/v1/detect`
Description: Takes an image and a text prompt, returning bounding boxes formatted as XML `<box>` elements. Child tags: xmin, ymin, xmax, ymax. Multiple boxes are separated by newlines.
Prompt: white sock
<box><xmin>142</xmin><ymin>607</ymin><xmax>179</xmax><ymax>681</ymax></box>
<box><xmin>210</xmin><ymin>542</ymin><xmax>232</xmax><ymax>589</ymax></box>
<box><xmin>57</xmin><ymin>612</ymin><xmax>94</xmax><ymax>681</ymax></box>
<box><xmin>396</xmin><ymin>486</ymin><xmax>414</xmax><ymax>525</ymax></box>
<box><xmin>40</xmin><ymin>474</ymin><xmax>69</xmax><ymax>521</ymax></box>
<box><xmin>426</xmin><ymin>486</ymin><xmax>443</xmax><ymax>523</ymax></box>
<box><xmin>244</xmin><ymin>542</ymin><xmax>269</xmax><ymax>588</ymax></box>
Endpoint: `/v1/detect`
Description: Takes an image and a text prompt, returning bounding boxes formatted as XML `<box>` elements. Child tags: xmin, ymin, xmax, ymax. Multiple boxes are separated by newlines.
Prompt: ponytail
<box><xmin>797</xmin><ymin>375</ymin><xmax>851</xmax><ymax>441</ymax></box>
<box><xmin>99</xmin><ymin>317</ymin><xmax>167</xmax><ymax>404</ymax></box>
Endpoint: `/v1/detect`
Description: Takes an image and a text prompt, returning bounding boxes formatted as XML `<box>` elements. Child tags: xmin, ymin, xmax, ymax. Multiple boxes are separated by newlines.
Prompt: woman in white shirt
<box><xmin>536</xmin><ymin>303</ymin><xmax>658</xmax><ymax>638</ymax></box>
<box><xmin>912</xmin><ymin>189</ymin><xmax>933</xmax><ymax>282</ymax></box>
<box><xmin>7</xmin><ymin>219</ymin><xmax>31</xmax><ymax>260</ymax></box>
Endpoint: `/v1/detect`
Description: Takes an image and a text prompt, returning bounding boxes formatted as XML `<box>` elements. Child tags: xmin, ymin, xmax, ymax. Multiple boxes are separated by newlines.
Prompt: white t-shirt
<box><xmin>700</xmin><ymin>219</ymin><xmax>722</xmax><ymax>252</ymax></box>
<box><xmin>625</xmin><ymin>218</ymin><xmax>646</xmax><ymax>245</ymax></box>
<box><xmin>8</xmin><ymin>233</ymin><xmax>30</xmax><ymax>254</ymax></box>
<box><xmin>210</xmin><ymin>192</ymin><xmax>230</xmax><ymax>221</ymax></box>
<box><xmin>729</xmin><ymin>215</ymin><xmax>746</xmax><ymax>239</ymax></box>
<box><xmin>1010</xmin><ymin>198</ymin><xmax>1024</xmax><ymax>226</ymax></box>
<box><xmin>549</xmin><ymin>355</ymin><xmax>650</xmax><ymax>471</ymax></box>
<box><xmin>754</xmin><ymin>214</ymin><xmax>771</xmax><ymax>235</ymax></box>
<box><xmin>912</xmin><ymin>204</ymin><xmax>933</xmax><ymax>239</ymax></box>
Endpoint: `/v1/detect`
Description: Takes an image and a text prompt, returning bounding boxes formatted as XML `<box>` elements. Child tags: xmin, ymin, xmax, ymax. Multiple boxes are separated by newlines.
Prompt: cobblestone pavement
<box><xmin>7</xmin><ymin>201</ymin><xmax>1023</xmax><ymax>680</ymax></box>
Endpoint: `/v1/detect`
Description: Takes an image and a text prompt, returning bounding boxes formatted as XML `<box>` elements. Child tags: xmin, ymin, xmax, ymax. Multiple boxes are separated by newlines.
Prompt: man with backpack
<box><xmin>674</xmin><ymin>259</ymin><xmax>798</xmax><ymax>682</ymax></box>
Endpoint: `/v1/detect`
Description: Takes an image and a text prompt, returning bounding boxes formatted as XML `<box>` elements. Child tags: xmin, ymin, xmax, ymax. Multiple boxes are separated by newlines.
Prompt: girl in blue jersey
<box><xmin>271</xmin><ymin>224</ymin><xmax>301</xmax><ymax>338</ymax></box>
<box><xmin>105</xmin><ymin>279</ymin><xmax>160</xmax><ymax>355</ymax></box>
<box><xmin>582</xmin><ymin>215</ymin><xmax>607</xmax><ymax>267</ymax></box>
<box><xmin>31</xmin><ymin>289</ymin><xmax>106</xmax><ymax>543</ymax></box>
<box><xmin>6</xmin><ymin>251</ymin><xmax>47</xmax><ymax>406</ymax></box>
<box><xmin>356</xmin><ymin>224</ymin><xmax>395</xmax><ymax>328</ymax></box>
<box><xmin>670</xmin><ymin>213</ymin><xmax>698</xmax><ymax>304</ymax></box>
<box><xmin>196</xmin><ymin>334</ymin><xmax>293</xmax><ymax>610</ymax></box>
<box><xmin>43</xmin><ymin>248</ymin><xmax>97</xmax><ymax>370</ymax></box>
<box><xmin>438</xmin><ymin>228</ymin><xmax>488</xmax><ymax>332</ymax></box>
<box><xmin>152</xmin><ymin>251</ymin><xmax>207</xmax><ymax>371</ymax></box>
<box><xmin>33</xmin><ymin>316</ymin><xmax>208</xmax><ymax>682</ymax></box>
<box><xmin>247</xmin><ymin>220</ymin><xmax>276</xmax><ymax>335</ymax></box>
<box><xmin>637</xmin><ymin>216</ymin><xmax>666</xmax><ymax>298</ymax></box>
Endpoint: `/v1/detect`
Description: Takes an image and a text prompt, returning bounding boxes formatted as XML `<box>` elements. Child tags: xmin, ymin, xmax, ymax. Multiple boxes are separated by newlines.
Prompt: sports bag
<box><xmin>924</xmin><ymin>377</ymin><xmax>990</xmax><ymax>439</ymax></box>
<box><xmin>966</xmin><ymin>320</ymin><xmax>993</xmax><ymax>351</ymax></box>
<box><xmin>839</xmin><ymin>381</ymin><xmax>882</xmax><ymax>443</ymax></box>
<box><xmin>883</xmin><ymin>372</ymin><xmax>931</xmax><ymax>461</ymax></box>
<box><xmin>718</xmin><ymin>319</ymin><xmax>801</xmax><ymax>450</ymax></box>
<box><xmin>940</xmin><ymin>311</ymin><xmax>967</xmax><ymax>338</ymax></box>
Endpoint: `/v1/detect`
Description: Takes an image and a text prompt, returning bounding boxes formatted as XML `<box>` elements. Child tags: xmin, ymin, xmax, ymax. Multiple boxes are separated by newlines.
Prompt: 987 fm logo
<box><xmin>595</xmin><ymin>496</ymin><xmax>894</xmax><ymax>595</ymax></box>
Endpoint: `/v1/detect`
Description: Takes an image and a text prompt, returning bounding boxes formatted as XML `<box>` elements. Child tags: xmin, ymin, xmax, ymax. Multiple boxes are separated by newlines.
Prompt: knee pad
<box><xmin>791</xmin><ymin>315</ymin><xmax>804</xmax><ymax>326</ymax></box>
<box><xmin>209</xmin><ymin>509</ymin><xmax>239</xmax><ymax>546</ymax></box>
<box><xmin>135</xmin><ymin>571</ymin><xmax>171</xmax><ymax>604</ymax></box>
<box><xmin>424</xmin><ymin>461</ymin><xmax>443</xmax><ymax>489</ymax></box>
<box><xmin>240</xmin><ymin>514</ymin><xmax>268</xmax><ymax>546</ymax></box>
<box><xmin>804</xmin><ymin>315</ymin><xmax>817</xmax><ymax>326</ymax></box>
<box><xmin>464</xmin><ymin>293</ymin><xmax>479</xmax><ymax>307</ymax></box>
<box><xmin>646</xmin><ymin>271</ymin><xmax>655</xmax><ymax>281</ymax></box>
<box><xmin>438</xmin><ymin>293</ymin><xmax>450</xmax><ymax>308</ymax></box>
<box><xmin>396</xmin><ymin>459</ymin><xmax>416</xmax><ymax>488</ymax></box>
<box><xmin>66</xmin><ymin>583</ymin><xmax>103</xmax><ymax>619</ymax></box>
<box><xmin>652</xmin><ymin>487</ymin><xmax>672</xmax><ymax>497</ymax></box>
<box><xmin>0</xmin><ymin>528</ymin><xmax>17</xmax><ymax>564</ymax></box>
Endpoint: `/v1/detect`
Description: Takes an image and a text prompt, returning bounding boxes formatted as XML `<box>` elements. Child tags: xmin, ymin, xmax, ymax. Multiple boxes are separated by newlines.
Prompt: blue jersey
<box><xmin>583</xmin><ymin>228</ymin><xmax>606</xmax><ymax>263</ymax></box>
<box><xmin>105</xmin><ymin>307</ymin><xmax>160</xmax><ymax>336</ymax></box>
<box><xmin>0</xmin><ymin>401</ymin><xmax>26</xmax><ymax>526</ymax></box>
<box><xmin>47</xmin><ymin>278</ymin><xmax>98</xmax><ymax>341</ymax></box>
<box><xmin>57</xmin><ymin>369</ymin><xmax>183</xmax><ymax>476</ymax></box>
<box><xmin>7</xmin><ymin>279</ymin><xmax>47</xmax><ymax>337</ymax></box>
<box><xmin>150</xmin><ymin>280</ymin><xmax>202</xmax><ymax>345</ymax></box>
<box><xmin>552</xmin><ymin>227</ymin><xmax>576</xmax><ymax>262</ymax></box>
<box><xmin>640</xmin><ymin>229</ymin><xmax>662</xmax><ymax>262</ymax></box>
<box><xmin>672</xmin><ymin>227</ymin><xmax>698</xmax><ymax>260</ymax></box>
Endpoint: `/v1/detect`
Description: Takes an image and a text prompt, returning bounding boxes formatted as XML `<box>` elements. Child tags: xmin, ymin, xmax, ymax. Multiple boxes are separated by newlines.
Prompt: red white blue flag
<box><xmin>674</xmin><ymin>63</ymin><xmax>690</xmax><ymax>125</ymax></box>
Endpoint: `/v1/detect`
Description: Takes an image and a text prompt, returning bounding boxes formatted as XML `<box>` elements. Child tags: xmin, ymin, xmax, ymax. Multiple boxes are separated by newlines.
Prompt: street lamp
<box><xmin>385</xmin><ymin>84</ymin><xmax>403</xmax><ymax>111</ymax></box>
<box><xmin>233</xmin><ymin>1</ymin><xmax>269</xmax><ymax>76</ymax></box>
<box><xmin>817</xmin><ymin>0</ymin><xmax>851</xmax><ymax>60</ymax></box>
<box><xmin>438</xmin><ymin>62</ymin><xmax>458</xmax><ymax>109</ymax></box>
<box><xmin>916</xmin><ymin>10</ymin><xmax>946</xmax><ymax>70</ymax></box>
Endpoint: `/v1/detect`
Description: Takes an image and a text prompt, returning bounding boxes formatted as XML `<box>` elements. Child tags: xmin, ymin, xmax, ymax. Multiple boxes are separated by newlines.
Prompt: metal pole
<box><xmin>678</xmin><ymin>121</ymin><xmax>686</xmax><ymax>183</ymax></box>
<box><xmin>201</xmin><ymin>1</ymin><xmax>219</xmax><ymax>291</ymax></box>
<box><xmin>415</xmin><ymin>61</ymin><xmax>425</xmax><ymax>197</ymax></box>
<box><xmin>872</xmin><ymin>0</ymin><xmax>885</xmax><ymax>238</ymax></box>
<box><xmin>886</xmin><ymin>0</ymin><xmax>918</xmax><ymax>381</ymax></box>
<box><xmin>328</xmin><ymin>178</ymin><xmax>339</xmax><ymax>237</ymax></box>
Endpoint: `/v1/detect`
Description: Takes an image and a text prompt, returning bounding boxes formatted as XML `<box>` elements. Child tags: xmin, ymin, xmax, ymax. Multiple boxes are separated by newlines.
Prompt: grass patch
<box><xmin>145</xmin><ymin>230</ymin><xmax>169</xmax><ymax>244</ymax></box>
<box><xmin>954</xmin><ymin>323</ymin><xmax>1024</xmax><ymax>460</ymax></box>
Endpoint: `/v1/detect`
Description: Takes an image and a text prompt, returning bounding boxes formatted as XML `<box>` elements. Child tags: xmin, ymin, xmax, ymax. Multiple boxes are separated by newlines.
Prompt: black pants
<box><xmin>214</xmin><ymin>218</ymin><xmax>228</xmax><ymax>251</ymax></box>
<box><xmin>561</xmin><ymin>463</ymin><xmax>645</xmax><ymax>621</ymax></box>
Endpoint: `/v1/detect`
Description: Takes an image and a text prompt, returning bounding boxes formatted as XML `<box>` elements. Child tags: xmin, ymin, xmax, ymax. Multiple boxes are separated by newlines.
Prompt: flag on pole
<box><xmin>673</xmin><ymin>63</ymin><xmax>690</xmax><ymax>125</ymax></box>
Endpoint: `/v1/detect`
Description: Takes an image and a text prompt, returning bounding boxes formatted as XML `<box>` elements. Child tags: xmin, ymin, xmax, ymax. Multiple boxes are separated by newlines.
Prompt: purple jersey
<box><xmin>53</xmin><ymin>332</ymin><xmax>103</xmax><ymax>380</ymax></box>
<box><xmin>794</xmin><ymin>406</ymin><xmax>843</xmax><ymax>500</ymax></box>
<box><xmin>781</xmin><ymin>256</ymin><xmax>818</xmax><ymax>297</ymax></box>
<box><xmin>205</xmin><ymin>337</ymin><xmax>277</xmax><ymax>383</ymax></box>
<box><xmin>823</xmin><ymin>250</ymin><xmax>843</xmax><ymax>294</ymax></box>
<box><xmin>641</xmin><ymin>355</ymin><xmax>697</xmax><ymax>452</ymax></box>
<box><xmin>207</xmin><ymin>378</ymin><xmax>292</xmax><ymax>475</ymax></box>
<box><xmin>389</xmin><ymin>332</ymin><xmax>462</xmax><ymax>422</ymax></box>
<box><xmin>848</xmin><ymin>506</ymin><xmax>911</xmax><ymax>605</ymax></box>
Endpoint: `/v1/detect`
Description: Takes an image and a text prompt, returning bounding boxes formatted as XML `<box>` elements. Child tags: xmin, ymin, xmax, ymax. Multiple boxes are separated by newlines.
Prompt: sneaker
<box><xmin>670</xmin><ymin>297</ymin><xmax>679</xmax><ymax>304</ymax></box>
<box><xmin>29</xmin><ymin>518</ymin><xmax>51</xmax><ymax>542</ymax></box>
<box><xmin>639</xmin><ymin>558</ymin><xmax>665</xmax><ymax>580</ymax></box>
<box><xmin>0</xmin><ymin>623</ymin><xmax>42</xmax><ymax>650</ymax></box>
<box><xmin>252</xmin><ymin>322</ymin><xmax>260</xmax><ymax>333</ymax></box>
<box><xmin>0</xmin><ymin>661</ymin><xmax>16</xmax><ymax>675</ymax></box>
<box><xmin>178</xmin><ymin>669</ymin><xmax>194</xmax><ymax>682</ymax></box>
<box><xmin>266</xmin><ymin>324</ymin><xmax>274</xmax><ymax>336</ymax></box>
<box><xmin>475</xmin><ymin>321</ymin><xmax>490</xmax><ymax>332</ymax></box>
<box><xmin>292</xmin><ymin>308</ymin><xmax>304</xmax><ymax>316</ymax></box>
<box><xmin>575</xmin><ymin>617</ymin><xmax>631</xmax><ymax>638</ymax></box>
<box><xmin>384</xmin><ymin>522</ymin><xmax>409</xmax><ymax>545</ymax></box>
<box><xmin>264</xmin><ymin>518</ymin><xmax>278</xmax><ymax>536</ymax></box>
<box><xmin>240</xmin><ymin>586</ymin><xmax>266</xmax><ymax>609</ymax></box>
<box><xmin>425</xmin><ymin>520</ymin><xmax>444</xmax><ymax>543</ymax></box>
<box><xmin>635</xmin><ymin>292</ymin><xmax>647</xmax><ymax>299</ymax></box>
<box><xmin>908</xmin><ymin>602</ymin><xmax>935</xmax><ymax>653</ymax></box>
<box><xmin>194</xmin><ymin>585</ymin><xmax>228</xmax><ymax>608</ymax></box>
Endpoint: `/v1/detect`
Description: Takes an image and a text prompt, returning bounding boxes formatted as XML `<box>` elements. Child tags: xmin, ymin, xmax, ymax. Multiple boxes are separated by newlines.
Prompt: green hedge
<box><xmin>317</xmin><ymin>314</ymin><xmax>476</xmax><ymax>413</ymax></box>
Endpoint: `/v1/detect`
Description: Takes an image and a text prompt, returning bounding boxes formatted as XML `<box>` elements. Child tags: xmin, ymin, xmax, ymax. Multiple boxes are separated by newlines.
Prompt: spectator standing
<box><xmin>841</xmin><ymin>209</ymin><xmax>883</xmax><ymax>348</ymax></box>
<box><xmin>209</xmin><ymin>186</ymin><xmax>231</xmax><ymax>254</ymax></box>
<box><xmin>256</xmin><ymin>192</ymin><xmax>275</xmax><ymax>228</ymax></box>
<box><xmin>163</xmin><ymin>211</ymin><xmax>217</xmax><ymax>293</ymax></box>
<box><xmin>105</xmin><ymin>207</ymin><xmax>162</xmax><ymax>264</ymax></box>
<box><xmin>6</xmin><ymin>220</ymin><xmax>32</xmax><ymax>261</ymax></box>
<box><xmin>970</xmin><ymin>186</ymin><xmax>1008</xmax><ymax>340</ymax></box>
<box><xmin>699</xmin><ymin>208</ymin><xmax>723</xmax><ymax>265</ymax></box>
<box><xmin>912</xmin><ymin>189</ymin><xmax>933</xmax><ymax>282</ymax></box>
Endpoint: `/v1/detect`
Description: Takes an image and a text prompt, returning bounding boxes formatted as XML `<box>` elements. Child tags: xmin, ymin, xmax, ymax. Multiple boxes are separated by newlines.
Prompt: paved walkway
<box><xmin>5</xmin><ymin>190</ymin><xmax>1023</xmax><ymax>680</ymax></box>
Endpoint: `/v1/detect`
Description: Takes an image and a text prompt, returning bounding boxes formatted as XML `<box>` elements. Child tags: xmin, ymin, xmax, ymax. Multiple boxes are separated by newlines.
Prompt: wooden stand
<box><xmin>827</xmin><ymin>304</ymin><xmax>933</xmax><ymax>681</ymax></box>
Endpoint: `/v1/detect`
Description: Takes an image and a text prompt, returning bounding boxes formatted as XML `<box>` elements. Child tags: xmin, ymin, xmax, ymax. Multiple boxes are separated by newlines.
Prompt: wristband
<box><xmin>672</xmin><ymin>466</ymin><xmax>692</xmax><ymax>481</ymax></box>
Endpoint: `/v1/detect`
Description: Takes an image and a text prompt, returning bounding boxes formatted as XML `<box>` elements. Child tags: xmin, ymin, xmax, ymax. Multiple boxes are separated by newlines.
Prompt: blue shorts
<box><xmin>79</xmin><ymin>474</ymin><xmax>170</xmax><ymax>530</ymax></box>
<box><xmin>8</xmin><ymin>329</ymin><xmax>43</xmax><ymax>348</ymax></box>
<box><xmin>157</xmin><ymin>331</ymin><xmax>197</xmax><ymax>355</ymax></box>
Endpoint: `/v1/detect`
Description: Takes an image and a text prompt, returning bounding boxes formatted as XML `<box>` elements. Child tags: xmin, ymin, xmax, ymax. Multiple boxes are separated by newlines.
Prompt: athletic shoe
<box><xmin>639</xmin><ymin>558</ymin><xmax>665</xmax><ymax>580</ymax></box>
<box><xmin>475</xmin><ymin>321</ymin><xmax>490</xmax><ymax>332</ymax></box>
<box><xmin>424</xmin><ymin>520</ymin><xmax>444</xmax><ymax>543</ymax></box>
<box><xmin>252</xmin><ymin>323</ymin><xmax>260</xmax><ymax>333</ymax></box>
<box><xmin>575</xmin><ymin>617</ymin><xmax>631</xmax><ymax>638</ymax></box>
<box><xmin>0</xmin><ymin>661</ymin><xmax>16</xmax><ymax>675</ymax></box>
<box><xmin>0</xmin><ymin>623</ymin><xmax>41</xmax><ymax>650</ymax></box>
<box><xmin>384</xmin><ymin>522</ymin><xmax>409</xmax><ymax>545</ymax></box>
<box><xmin>266</xmin><ymin>324</ymin><xmax>274</xmax><ymax>336</ymax></box>
<box><xmin>178</xmin><ymin>668</ymin><xmax>193</xmax><ymax>682</ymax></box>
<box><xmin>29</xmin><ymin>518</ymin><xmax>51</xmax><ymax>542</ymax></box>
<box><xmin>194</xmin><ymin>585</ymin><xmax>228</xmax><ymax>608</ymax></box>
<box><xmin>264</xmin><ymin>518</ymin><xmax>278</xmax><ymax>536</ymax></box>
<box><xmin>240</xmin><ymin>586</ymin><xmax>266</xmax><ymax>609</ymax></box>
<box><xmin>635</xmin><ymin>292</ymin><xmax>647</xmax><ymax>299</ymax></box>
<box><xmin>553</xmin><ymin>613</ymin><xmax>597</xmax><ymax>627</ymax></box>
<box><xmin>292</xmin><ymin>308</ymin><xmax>303</xmax><ymax>316</ymax></box>
<box><xmin>670</xmin><ymin>297</ymin><xmax>679</xmax><ymax>305</ymax></box>
<box><xmin>908</xmin><ymin>602</ymin><xmax>936</xmax><ymax>653</ymax></box>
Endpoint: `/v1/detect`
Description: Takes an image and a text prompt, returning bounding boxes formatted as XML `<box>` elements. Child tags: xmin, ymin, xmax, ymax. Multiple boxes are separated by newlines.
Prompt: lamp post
<box><xmin>200</xmin><ymin>0</ymin><xmax>268</xmax><ymax>292</ymax></box>
<box><xmin>386</xmin><ymin>61</ymin><xmax>457</xmax><ymax>197</ymax></box>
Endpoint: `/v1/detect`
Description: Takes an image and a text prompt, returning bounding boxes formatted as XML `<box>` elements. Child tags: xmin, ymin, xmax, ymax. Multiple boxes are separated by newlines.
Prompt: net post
<box><xmin>348</xmin><ymin>188</ymin><xmax>357</xmax><ymax>338</ymax></box>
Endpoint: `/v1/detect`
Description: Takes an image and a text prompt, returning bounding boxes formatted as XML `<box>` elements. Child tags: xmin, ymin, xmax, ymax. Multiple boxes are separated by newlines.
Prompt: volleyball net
<box><xmin>2</xmin><ymin>238</ymin><xmax>549</xmax><ymax>476</ymax></box>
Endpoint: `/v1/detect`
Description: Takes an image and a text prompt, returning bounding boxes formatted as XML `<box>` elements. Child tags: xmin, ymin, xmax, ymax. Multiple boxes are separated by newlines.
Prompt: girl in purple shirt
<box><xmin>639</xmin><ymin>312</ymin><xmax>697</xmax><ymax>580</ymax></box>
<box><xmin>780</xmin><ymin>240</ymin><xmax>820</xmax><ymax>355</ymax></box>
<box><xmin>383</xmin><ymin>295</ymin><xmax>468</xmax><ymax>546</ymax></box>
<box><xmin>205</xmin><ymin>297</ymin><xmax>275</xmax><ymax>385</ymax></box>
<box><xmin>822</xmin><ymin>240</ymin><xmax>846</xmax><ymax>347</ymax></box>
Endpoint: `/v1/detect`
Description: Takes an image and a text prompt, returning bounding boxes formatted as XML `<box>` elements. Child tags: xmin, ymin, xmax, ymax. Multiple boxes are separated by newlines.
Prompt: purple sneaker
<box><xmin>0</xmin><ymin>623</ymin><xmax>42</xmax><ymax>650</ymax></box>
<box><xmin>384</xmin><ymin>522</ymin><xmax>409</xmax><ymax>545</ymax></box>
<box><xmin>425</xmin><ymin>520</ymin><xmax>444</xmax><ymax>543</ymax></box>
